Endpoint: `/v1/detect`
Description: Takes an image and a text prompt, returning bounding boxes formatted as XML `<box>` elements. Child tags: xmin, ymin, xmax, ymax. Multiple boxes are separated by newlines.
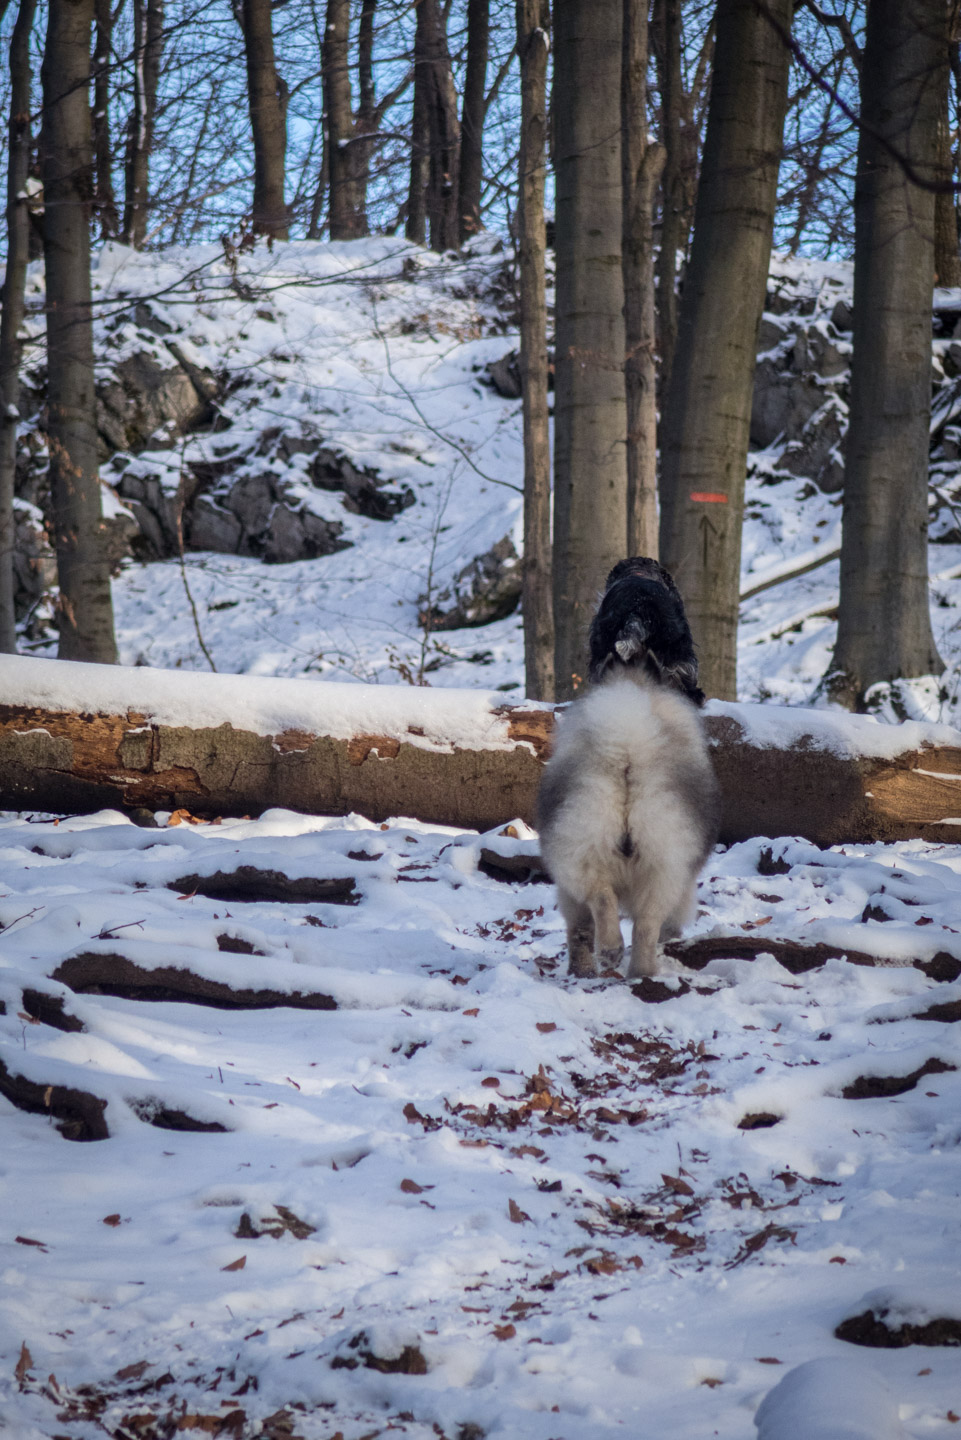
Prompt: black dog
<box><xmin>587</xmin><ymin>556</ymin><xmax>705</xmax><ymax>706</ymax></box>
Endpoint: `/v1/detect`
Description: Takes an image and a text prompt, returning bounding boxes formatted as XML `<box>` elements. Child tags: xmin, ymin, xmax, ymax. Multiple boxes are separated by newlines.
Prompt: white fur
<box><xmin>538</xmin><ymin>674</ymin><xmax>717</xmax><ymax>979</ymax></box>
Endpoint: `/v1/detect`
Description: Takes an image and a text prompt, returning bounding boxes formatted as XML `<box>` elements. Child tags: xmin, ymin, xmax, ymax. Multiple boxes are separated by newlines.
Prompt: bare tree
<box><xmin>459</xmin><ymin>0</ymin><xmax>489</xmax><ymax>241</ymax></box>
<box><xmin>410</xmin><ymin>0</ymin><xmax>460</xmax><ymax>251</ymax></box>
<box><xmin>552</xmin><ymin>0</ymin><xmax>627</xmax><ymax>699</ymax></box>
<box><xmin>326</xmin><ymin>0</ymin><xmax>411</xmax><ymax>240</ymax></box>
<box><xmin>622</xmin><ymin>0</ymin><xmax>664</xmax><ymax>556</ymax></box>
<box><xmin>651</xmin><ymin>0</ymin><xmax>714</xmax><ymax>396</ymax></box>
<box><xmin>828</xmin><ymin>0</ymin><xmax>944</xmax><ymax>706</ymax></box>
<box><xmin>42</xmin><ymin>0</ymin><xmax>118</xmax><ymax>662</ymax></box>
<box><xmin>93</xmin><ymin>0</ymin><xmax>120</xmax><ymax>239</ymax></box>
<box><xmin>123</xmin><ymin>0</ymin><xmax>163</xmax><ymax>246</ymax></box>
<box><xmin>0</xmin><ymin>0</ymin><xmax>36</xmax><ymax>653</ymax></box>
<box><xmin>516</xmin><ymin>0</ymin><xmax>553</xmax><ymax>699</ymax></box>
<box><xmin>658</xmin><ymin>0</ymin><xmax>792</xmax><ymax>700</ymax></box>
<box><xmin>241</xmin><ymin>0</ymin><xmax>289</xmax><ymax>239</ymax></box>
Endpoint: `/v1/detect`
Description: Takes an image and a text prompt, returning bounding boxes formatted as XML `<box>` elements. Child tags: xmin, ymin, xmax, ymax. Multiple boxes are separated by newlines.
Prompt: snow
<box><xmin>5</xmin><ymin>237</ymin><xmax>961</xmax><ymax>1439</ymax></box>
<box><xmin>754</xmin><ymin>1357</ymin><xmax>905</xmax><ymax>1440</ymax></box>
<box><xmin>0</xmin><ymin>654</ymin><xmax>540</xmax><ymax>753</ymax></box>
<box><xmin>3</xmin><ymin>808</ymin><xmax>961</xmax><ymax>1439</ymax></box>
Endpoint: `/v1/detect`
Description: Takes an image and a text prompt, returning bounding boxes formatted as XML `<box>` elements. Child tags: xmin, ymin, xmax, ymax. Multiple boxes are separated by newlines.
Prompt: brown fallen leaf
<box><xmin>511</xmin><ymin>1144</ymin><xmax>546</xmax><ymax>1159</ymax></box>
<box><xmin>701</xmin><ymin>1378</ymin><xmax>723</xmax><ymax>1388</ymax></box>
<box><xmin>115</xmin><ymin>1360</ymin><xmax>150</xmax><ymax>1382</ymax></box>
<box><xmin>536</xmin><ymin>1022</ymin><xmax>557</xmax><ymax>1034</ymax></box>
<box><xmin>661</xmin><ymin>1173</ymin><xmax>695</xmax><ymax>1197</ymax></box>
<box><xmin>508</xmin><ymin>1198</ymin><xmax>531</xmax><ymax>1224</ymax></box>
<box><xmin>492</xmin><ymin>1323</ymin><xmax>516</xmax><ymax>1341</ymax></box>
<box><xmin>222</xmin><ymin>1255</ymin><xmax>247</xmax><ymax>1272</ymax></box>
<box><xmin>919</xmin><ymin>1368</ymin><xmax>933</xmax><ymax>1376</ymax></box>
<box><xmin>481</xmin><ymin>1077</ymin><xmax>501</xmax><ymax>1088</ymax></box>
<box><xmin>15</xmin><ymin>1236</ymin><xmax>48</xmax><ymax>1252</ymax></box>
<box><xmin>400</xmin><ymin>1178</ymin><xmax>425</xmax><ymax>1194</ymax></box>
<box><xmin>756</xmin><ymin>1357</ymin><xmax>782</xmax><ymax>1365</ymax></box>
<box><xmin>948</xmin><ymin>1413</ymin><xmax>959</xmax><ymax>1425</ymax></box>
<box><xmin>463</xmin><ymin>1008</ymin><xmax>480</xmax><ymax>1017</ymax></box>
<box><xmin>829</xmin><ymin>1255</ymin><xmax>847</xmax><ymax>1264</ymax></box>
<box><xmin>103</xmin><ymin>1213</ymin><xmax>122</xmax><ymax>1227</ymax></box>
<box><xmin>15</xmin><ymin>1343</ymin><xmax>33</xmax><ymax>1383</ymax></box>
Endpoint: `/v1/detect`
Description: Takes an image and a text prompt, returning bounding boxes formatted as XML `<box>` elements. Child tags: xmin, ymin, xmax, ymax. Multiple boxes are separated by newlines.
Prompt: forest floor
<box><xmin>1</xmin><ymin>807</ymin><xmax>961</xmax><ymax>1439</ymax></box>
<box><xmin>3</xmin><ymin>238</ymin><xmax>961</xmax><ymax>1438</ymax></box>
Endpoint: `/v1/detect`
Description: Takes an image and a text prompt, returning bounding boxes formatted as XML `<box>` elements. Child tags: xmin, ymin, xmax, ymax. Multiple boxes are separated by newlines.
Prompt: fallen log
<box><xmin>1</xmin><ymin>654</ymin><xmax>961</xmax><ymax>845</ymax></box>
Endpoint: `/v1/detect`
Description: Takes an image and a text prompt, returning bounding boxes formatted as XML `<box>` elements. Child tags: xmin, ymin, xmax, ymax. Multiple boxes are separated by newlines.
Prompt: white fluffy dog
<box><xmin>537</xmin><ymin>656</ymin><xmax>719</xmax><ymax>981</ymax></box>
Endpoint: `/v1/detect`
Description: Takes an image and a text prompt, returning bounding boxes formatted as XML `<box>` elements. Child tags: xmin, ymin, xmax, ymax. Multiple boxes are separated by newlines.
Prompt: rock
<box><xmin>187</xmin><ymin>495</ymin><xmax>243</xmax><ymax>553</ymax></box>
<box><xmin>11</xmin><ymin>499</ymin><xmax>56</xmax><ymax>623</ymax></box>
<box><xmin>96</xmin><ymin>350</ymin><xmax>209</xmax><ymax>455</ymax></box>
<box><xmin>486</xmin><ymin>349</ymin><xmax>522</xmax><ymax>399</ymax></box>
<box><xmin>750</xmin><ymin>359</ymin><xmax>827</xmax><ymax>449</ymax></box>
<box><xmin>757</xmin><ymin>316</ymin><xmax>790</xmax><ymax>354</ymax></box>
<box><xmin>310</xmin><ymin>447</ymin><xmax>414</xmax><ymax>521</ymax></box>
<box><xmin>224</xmin><ymin>473</ymin><xmax>276</xmax><ymax>542</ymax></box>
<box><xmin>420</xmin><ymin>535</ymin><xmax>522</xmax><ymax>632</ymax></box>
<box><xmin>830</xmin><ymin>297</ymin><xmax>854</xmax><ymax>331</ymax></box>
<box><xmin>790</xmin><ymin>326</ymin><xmax>848</xmax><ymax>379</ymax></box>
<box><xmin>775</xmin><ymin>397</ymin><xmax>846</xmax><ymax>492</ymax></box>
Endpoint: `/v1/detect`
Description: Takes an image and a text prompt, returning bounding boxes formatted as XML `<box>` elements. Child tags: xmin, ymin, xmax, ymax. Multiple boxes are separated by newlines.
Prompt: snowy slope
<box><xmin>11</xmin><ymin>237</ymin><xmax>961</xmax><ymax>717</ymax></box>
<box><xmin>2</xmin><ymin>807</ymin><xmax>961</xmax><ymax>1439</ymax></box>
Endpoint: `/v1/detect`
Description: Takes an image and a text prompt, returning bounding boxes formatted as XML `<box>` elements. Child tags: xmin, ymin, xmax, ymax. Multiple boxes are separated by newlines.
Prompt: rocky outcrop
<box><xmin>419</xmin><ymin>535</ymin><xmax>522</xmax><ymax>631</ymax></box>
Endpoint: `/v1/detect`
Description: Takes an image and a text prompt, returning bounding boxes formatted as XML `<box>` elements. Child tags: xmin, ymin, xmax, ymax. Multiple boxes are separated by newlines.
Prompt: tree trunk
<box><xmin>406</xmin><ymin>4</ymin><xmax>430</xmax><ymax>244</ymax></box>
<box><xmin>622</xmin><ymin>0</ymin><xmax>664</xmax><ymax>556</ymax></box>
<box><xmin>92</xmin><ymin>0</ymin><xmax>119</xmax><ymax>240</ymax></box>
<box><xmin>552</xmin><ymin>0</ymin><xmax>627</xmax><ymax>699</ymax></box>
<box><xmin>325</xmin><ymin>0</ymin><xmax>362</xmax><ymax>238</ymax></box>
<box><xmin>829</xmin><ymin>0</ymin><xmax>944</xmax><ymax>707</ymax></box>
<box><xmin>516</xmin><ymin>0</ymin><xmax>553</xmax><ymax>701</ymax></box>
<box><xmin>242</xmin><ymin>0</ymin><xmax>289</xmax><ymax>240</ymax></box>
<box><xmin>658</xmin><ymin>0</ymin><xmax>791</xmax><ymax>701</ymax></box>
<box><xmin>41</xmin><ymin>0</ymin><xmax>118</xmax><ymax>663</ymax></box>
<box><xmin>419</xmin><ymin>0</ymin><xmax>460</xmax><ymax>252</ymax></box>
<box><xmin>935</xmin><ymin>37</ymin><xmax>961</xmax><ymax>287</ymax></box>
<box><xmin>2</xmin><ymin>653</ymin><xmax>960</xmax><ymax>848</ymax></box>
<box><xmin>122</xmin><ymin>0</ymin><xmax>163</xmax><ymax>248</ymax></box>
<box><xmin>0</xmin><ymin>0</ymin><xmax>37</xmax><ymax>654</ymax></box>
<box><xmin>652</xmin><ymin>0</ymin><xmax>683</xmax><ymax>396</ymax></box>
<box><xmin>459</xmin><ymin>0</ymin><xmax>489</xmax><ymax>242</ymax></box>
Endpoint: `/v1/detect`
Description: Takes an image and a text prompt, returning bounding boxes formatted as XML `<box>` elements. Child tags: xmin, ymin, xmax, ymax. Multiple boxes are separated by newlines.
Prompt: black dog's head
<box><xmin>587</xmin><ymin>556</ymin><xmax>705</xmax><ymax>706</ymax></box>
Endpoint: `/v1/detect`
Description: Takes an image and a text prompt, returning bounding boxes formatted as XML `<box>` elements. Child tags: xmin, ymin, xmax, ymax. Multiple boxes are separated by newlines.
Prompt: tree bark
<box><xmin>552</xmin><ymin>0</ymin><xmax>627</xmax><ymax>700</ymax></box>
<box><xmin>418</xmin><ymin>0</ymin><xmax>460</xmax><ymax>252</ymax></box>
<box><xmin>652</xmin><ymin>0</ymin><xmax>684</xmax><ymax>396</ymax></box>
<box><xmin>1</xmin><ymin>654</ymin><xmax>960</xmax><ymax>847</ymax></box>
<box><xmin>406</xmin><ymin>3</ymin><xmax>430</xmax><ymax>244</ymax></box>
<box><xmin>92</xmin><ymin>0</ymin><xmax>119</xmax><ymax>240</ymax></box>
<box><xmin>935</xmin><ymin>35</ymin><xmax>961</xmax><ymax>287</ymax></box>
<box><xmin>516</xmin><ymin>0</ymin><xmax>553</xmax><ymax>701</ymax></box>
<box><xmin>0</xmin><ymin>0</ymin><xmax>36</xmax><ymax>654</ymax></box>
<box><xmin>658</xmin><ymin>0</ymin><xmax>791</xmax><ymax>701</ymax></box>
<box><xmin>241</xmin><ymin>0</ymin><xmax>289</xmax><ymax>240</ymax></box>
<box><xmin>829</xmin><ymin>0</ymin><xmax>945</xmax><ymax>707</ymax></box>
<box><xmin>622</xmin><ymin>0</ymin><xmax>665</xmax><ymax>556</ymax></box>
<box><xmin>122</xmin><ymin>0</ymin><xmax>163</xmax><ymax>248</ymax></box>
<box><xmin>459</xmin><ymin>0</ymin><xmax>489</xmax><ymax>242</ymax></box>
<box><xmin>325</xmin><ymin>0</ymin><xmax>363</xmax><ymax>238</ymax></box>
<box><xmin>42</xmin><ymin>0</ymin><xmax>118</xmax><ymax>663</ymax></box>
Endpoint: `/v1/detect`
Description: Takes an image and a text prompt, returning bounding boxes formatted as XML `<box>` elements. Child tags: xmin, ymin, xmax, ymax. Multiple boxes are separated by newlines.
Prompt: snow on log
<box><xmin>1</xmin><ymin>654</ymin><xmax>961</xmax><ymax>844</ymax></box>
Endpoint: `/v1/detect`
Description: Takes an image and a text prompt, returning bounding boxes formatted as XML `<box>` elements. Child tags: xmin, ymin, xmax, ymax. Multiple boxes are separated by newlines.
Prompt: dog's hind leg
<box><xmin>558</xmin><ymin>888</ymin><xmax>596</xmax><ymax>978</ymax></box>
<box><xmin>590</xmin><ymin>887</ymin><xmax>624</xmax><ymax>974</ymax></box>
<box><xmin>626</xmin><ymin>878</ymin><xmax>664</xmax><ymax>979</ymax></box>
<box><xmin>659</xmin><ymin>877</ymin><xmax>697</xmax><ymax>944</ymax></box>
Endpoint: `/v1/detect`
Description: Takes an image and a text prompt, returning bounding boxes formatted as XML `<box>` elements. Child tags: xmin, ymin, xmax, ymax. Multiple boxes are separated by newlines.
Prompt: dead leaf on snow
<box><xmin>15</xmin><ymin>1342</ymin><xmax>33</xmax><ymax>1383</ymax></box>
<box><xmin>661</xmin><ymin>1174</ymin><xmax>695</xmax><ymax>1197</ymax></box>
<box><xmin>536</xmin><ymin>1022</ymin><xmax>557</xmax><ymax>1034</ymax></box>
<box><xmin>492</xmin><ymin>1323</ymin><xmax>516</xmax><ymax>1341</ymax></box>
<box><xmin>15</xmin><ymin>1236</ymin><xmax>48</xmax><ymax>1252</ymax></box>
<box><xmin>222</xmin><ymin>1255</ymin><xmax>247</xmax><ymax>1271</ymax></box>
<box><xmin>508</xmin><ymin>1198</ymin><xmax>531</xmax><ymax>1224</ymax></box>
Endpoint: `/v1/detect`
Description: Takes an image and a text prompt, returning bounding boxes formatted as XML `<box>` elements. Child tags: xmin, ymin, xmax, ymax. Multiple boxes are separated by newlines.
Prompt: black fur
<box><xmin>587</xmin><ymin>556</ymin><xmax>705</xmax><ymax>706</ymax></box>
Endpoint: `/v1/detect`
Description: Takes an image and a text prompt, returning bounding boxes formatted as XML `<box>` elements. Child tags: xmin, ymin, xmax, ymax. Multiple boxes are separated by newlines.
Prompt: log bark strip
<box><xmin>0</xmin><ymin>656</ymin><xmax>961</xmax><ymax>845</ymax></box>
<box><xmin>53</xmin><ymin>953</ymin><xmax>338</xmax><ymax>1011</ymax></box>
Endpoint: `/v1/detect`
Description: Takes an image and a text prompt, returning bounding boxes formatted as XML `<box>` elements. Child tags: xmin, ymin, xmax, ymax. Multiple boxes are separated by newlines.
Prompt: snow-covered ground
<box><xmin>2</xmin><ymin>808</ymin><xmax>961</xmax><ymax>1439</ymax></box>
<box><xmin>4</xmin><ymin>240</ymin><xmax>961</xmax><ymax>1438</ymax></box>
